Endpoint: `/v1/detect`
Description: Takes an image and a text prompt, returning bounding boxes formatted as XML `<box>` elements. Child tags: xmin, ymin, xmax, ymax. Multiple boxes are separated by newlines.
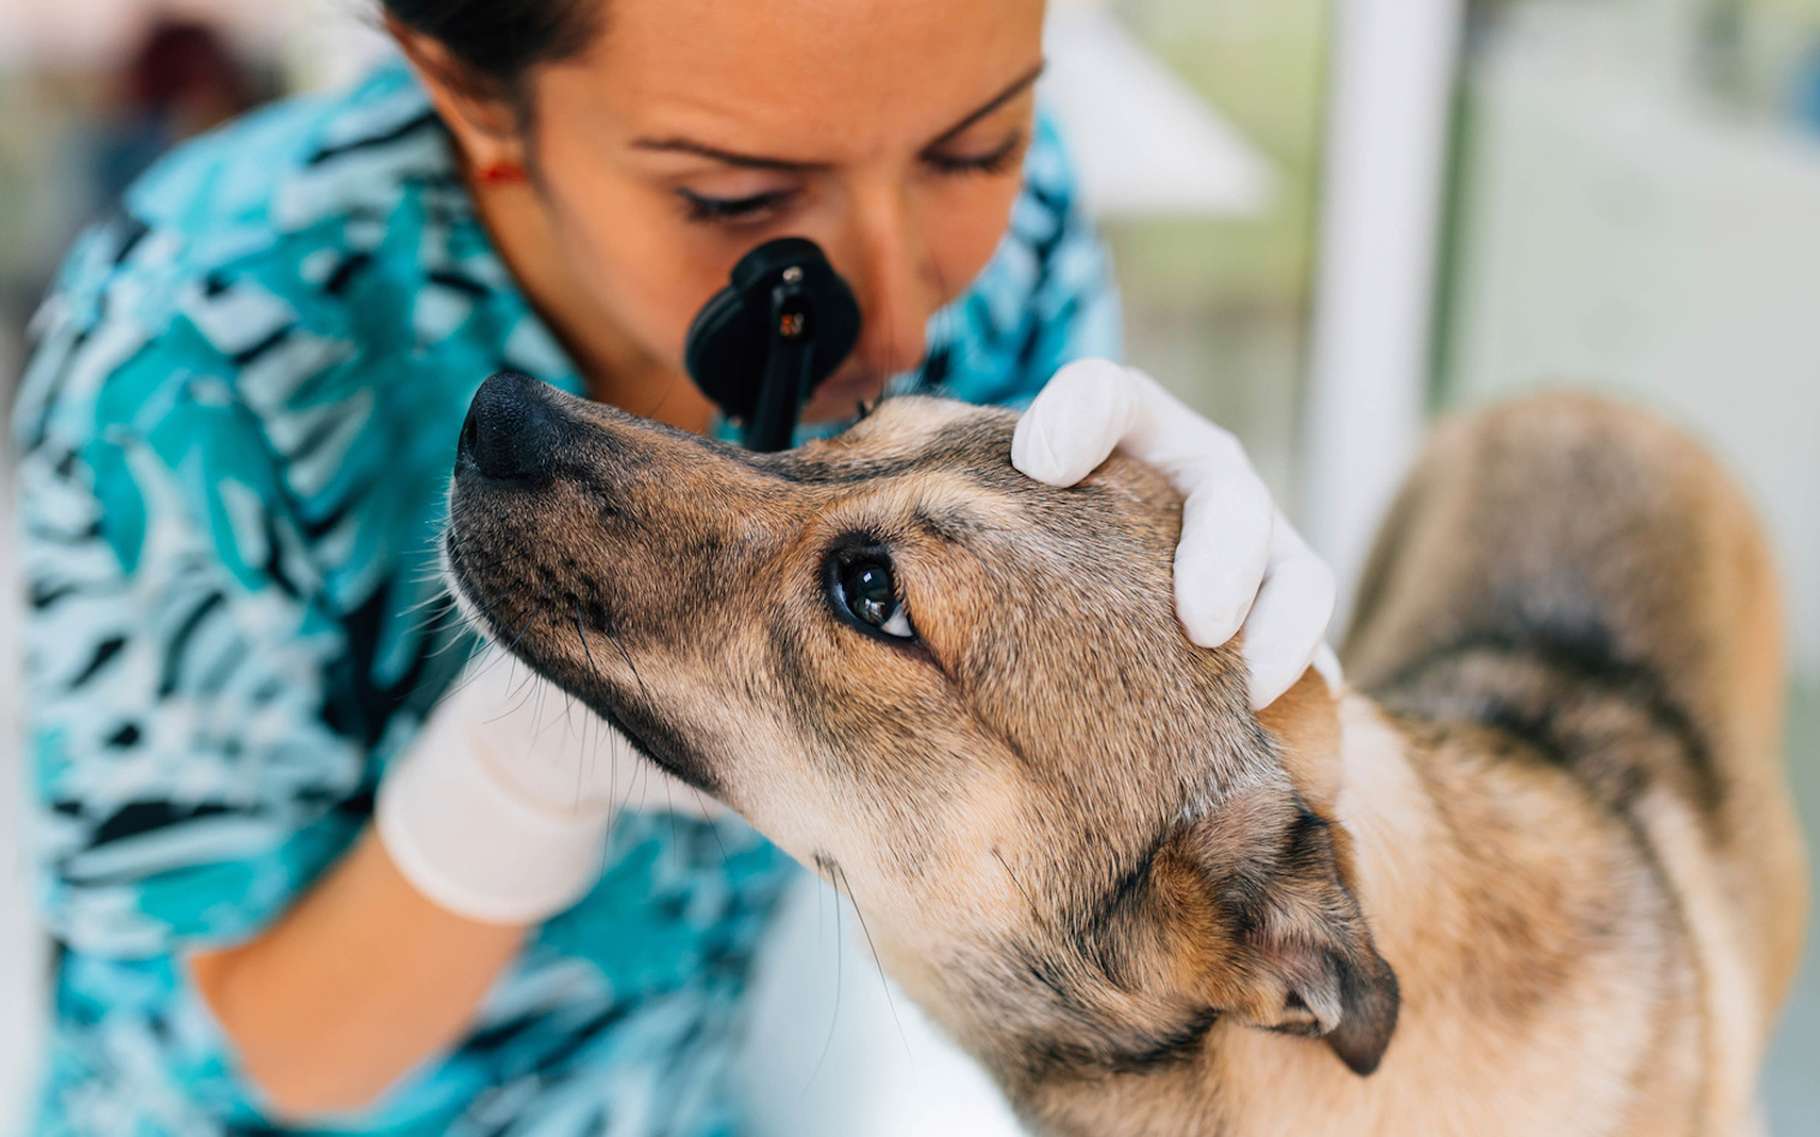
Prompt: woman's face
<box><xmin>440</xmin><ymin>0</ymin><xmax>1048</xmax><ymax>421</ymax></box>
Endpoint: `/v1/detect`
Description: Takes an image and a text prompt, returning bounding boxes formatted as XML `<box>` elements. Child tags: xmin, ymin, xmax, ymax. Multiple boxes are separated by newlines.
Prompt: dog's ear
<box><xmin>1158</xmin><ymin>791</ymin><xmax>1399</xmax><ymax>1076</ymax></box>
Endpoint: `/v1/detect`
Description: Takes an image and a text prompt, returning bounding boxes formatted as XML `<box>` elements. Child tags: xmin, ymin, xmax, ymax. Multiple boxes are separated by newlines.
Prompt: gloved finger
<box><xmin>1238</xmin><ymin>520</ymin><xmax>1338</xmax><ymax>709</ymax></box>
<box><xmin>1015</xmin><ymin>359</ymin><xmax>1257</xmax><ymax>495</ymax></box>
<box><xmin>1116</xmin><ymin>376</ymin><xmax>1252</xmax><ymax>488</ymax></box>
<box><xmin>1311</xmin><ymin>643</ymin><xmax>1344</xmax><ymax>694</ymax></box>
<box><xmin>1012</xmin><ymin>359</ymin><xmax>1315</xmax><ymax>677</ymax></box>
<box><xmin>1173</xmin><ymin>462</ymin><xmax>1276</xmax><ymax>648</ymax></box>
<box><xmin>1011</xmin><ymin>359</ymin><xmax>1140</xmax><ymax>486</ymax></box>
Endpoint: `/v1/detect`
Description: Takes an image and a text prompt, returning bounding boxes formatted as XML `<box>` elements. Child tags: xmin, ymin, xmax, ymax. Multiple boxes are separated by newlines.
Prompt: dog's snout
<box><xmin>459</xmin><ymin>371</ymin><xmax>565</xmax><ymax>485</ymax></box>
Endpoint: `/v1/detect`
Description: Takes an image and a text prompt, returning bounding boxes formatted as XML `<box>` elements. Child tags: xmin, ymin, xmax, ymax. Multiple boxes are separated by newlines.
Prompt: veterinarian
<box><xmin>13</xmin><ymin>1</ymin><xmax>1335</xmax><ymax>1133</ymax></box>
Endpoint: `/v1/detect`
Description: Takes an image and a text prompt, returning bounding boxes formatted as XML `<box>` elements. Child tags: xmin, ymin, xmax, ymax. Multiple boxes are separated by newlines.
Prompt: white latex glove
<box><xmin>1012</xmin><ymin>359</ymin><xmax>1341</xmax><ymax>710</ymax></box>
<box><xmin>376</xmin><ymin>654</ymin><xmax>721</xmax><ymax>925</ymax></box>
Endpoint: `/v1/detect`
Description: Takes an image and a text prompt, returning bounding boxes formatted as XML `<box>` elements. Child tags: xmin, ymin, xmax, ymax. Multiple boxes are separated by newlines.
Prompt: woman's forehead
<box><xmin>540</xmin><ymin>0</ymin><xmax>1046</xmax><ymax>158</ymax></box>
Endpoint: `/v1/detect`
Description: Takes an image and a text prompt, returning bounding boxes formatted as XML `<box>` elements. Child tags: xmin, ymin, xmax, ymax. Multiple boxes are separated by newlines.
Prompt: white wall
<box><xmin>0</xmin><ymin>0</ymin><xmax>392</xmax><ymax>89</ymax></box>
<box><xmin>1447</xmin><ymin>28</ymin><xmax>1820</xmax><ymax>673</ymax></box>
<box><xmin>1</xmin><ymin>0</ymin><xmax>278</xmax><ymax>68</ymax></box>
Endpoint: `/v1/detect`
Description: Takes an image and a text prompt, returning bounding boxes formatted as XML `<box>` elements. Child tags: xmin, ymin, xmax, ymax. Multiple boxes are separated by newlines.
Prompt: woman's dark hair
<box><xmin>381</xmin><ymin>0</ymin><xmax>601</xmax><ymax>100</ymax></box>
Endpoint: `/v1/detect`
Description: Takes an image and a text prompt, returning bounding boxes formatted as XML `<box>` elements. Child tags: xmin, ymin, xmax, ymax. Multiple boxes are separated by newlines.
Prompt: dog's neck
<box><xmin>1266</xmin><ymin>683</ymin><xmax>1439</xmax><ymax>987</ymax></box>
<box><xmin>902</xmin><ymin>671</ymin><xmax>1585</xmax><ymax>1136</ymax></box>
<box><xmin>1202</xmin><ymin>692</ymin><xmax>1509</xmax><ymax>1135</ymax></box>
<box><xmin>1009</xmin><ymin>686</ymin><xmax>1471</xmax><ymax>1137</ymax></box>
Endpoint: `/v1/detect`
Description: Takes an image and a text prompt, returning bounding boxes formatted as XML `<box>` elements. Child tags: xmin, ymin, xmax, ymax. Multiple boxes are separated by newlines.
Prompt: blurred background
<box><xmin>1</xmin><ymin>0</ymin><xmax>1816</xmax><ymax>1132</ymax></box>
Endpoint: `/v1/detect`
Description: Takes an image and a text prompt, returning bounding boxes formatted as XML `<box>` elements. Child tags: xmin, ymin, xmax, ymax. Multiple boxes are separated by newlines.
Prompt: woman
<box><xmin>13</xmin><ymin>2</ymin><xmax>1334</xmax><ymax>1134</ymax></box>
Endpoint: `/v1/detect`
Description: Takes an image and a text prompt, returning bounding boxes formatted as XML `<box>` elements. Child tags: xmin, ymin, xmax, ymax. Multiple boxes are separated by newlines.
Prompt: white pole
<box><xmin>1302</xmin><ymin>0</ymin><xmax>1466</xmax><ymax>629</ymax></box>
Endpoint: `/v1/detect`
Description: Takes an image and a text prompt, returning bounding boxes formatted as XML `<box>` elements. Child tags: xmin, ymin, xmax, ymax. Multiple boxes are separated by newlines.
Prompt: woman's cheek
<box><xmin>925</xmin><ymin>176</ymin><xmax>1024</xmax><ymax>303</ymax></box>
<box><xmin>573</xmin><ymin>212</ymin><xmax>734</xmax><ymax>364</ymax></box>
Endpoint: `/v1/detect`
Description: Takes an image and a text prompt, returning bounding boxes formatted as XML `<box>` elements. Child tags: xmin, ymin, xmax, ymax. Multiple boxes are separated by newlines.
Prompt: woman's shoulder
<box><xmin>125</xmin><ymin>60</ymin><xmax>448</xmax><ymax>269</ymax></box>
<box><xmin>14</xmin><ymin>61</ymin><xmax>469</xmax><ymax>453</ymax></box>
<box><xmin>62</xmin><ymin>60</ymin><xmax>448</xmax><ymax>324</ymax></box>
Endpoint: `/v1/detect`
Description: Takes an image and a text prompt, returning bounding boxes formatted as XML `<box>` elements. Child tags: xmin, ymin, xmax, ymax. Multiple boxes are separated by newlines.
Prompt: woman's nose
<box><xmin>458</xmin><ymin>371</ymin><xmax>564</xmax><ymax>485</ymax></box>
<box><xmin>842</xmin><ymin>202</ymin><xmax>939</xmax><ymax>380</ymax></box>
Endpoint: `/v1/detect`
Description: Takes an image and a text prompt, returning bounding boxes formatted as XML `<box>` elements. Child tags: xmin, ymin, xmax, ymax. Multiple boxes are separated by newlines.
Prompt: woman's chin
<box><xmin>802</xmin><ymin>373</ymin><xmax>889</xmax><ymax>424</ymax></box>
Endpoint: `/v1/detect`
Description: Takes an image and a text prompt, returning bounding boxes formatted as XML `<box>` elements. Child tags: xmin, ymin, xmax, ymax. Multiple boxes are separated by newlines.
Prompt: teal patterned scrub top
<box><xmin>12</xmin><ymin>59</ymin><xmax>1120</xmax><ymax>1137</ymax></box>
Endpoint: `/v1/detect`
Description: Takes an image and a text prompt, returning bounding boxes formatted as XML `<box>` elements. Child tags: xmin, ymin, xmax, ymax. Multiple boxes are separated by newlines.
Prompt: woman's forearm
<box><xmin>188</xmin><ymin>826</ymin><xmax>529</xmax><ymax>1120</ymax></box>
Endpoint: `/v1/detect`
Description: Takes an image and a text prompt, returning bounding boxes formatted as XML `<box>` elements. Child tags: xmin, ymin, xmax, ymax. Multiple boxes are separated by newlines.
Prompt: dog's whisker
<box><xmin>664</xmin><ymin>780</ymin><xmax>681</xmax><ymax>857</ymax></box>
<box><xmin>637</xmin><ymin>370</ymin><xmax>682</xmax><ymax>422</ymax></box>
<box><xmin>426</xmin><ymin>630</ymin><xmax>479</xmax><ymax>660</ymax></box>
<box><xmin>835</xmin><ymin>862</ymin><xmax>912</xmax><ymax>1062</ymax></box>
<box><xmin>430</xmin><ymin>642</ymin><xmax>513</xmax><ymax>710</ymax></box>
<box><xmin>431</xmin><ymin>593</ymin><xmax>539</xmax><ymax>712</ymax></box>
<box><xmin>603</xmin><ymin>628</ymin><xmax>653</xmax><ymax>709</ymax></box>
<box><xmin>398</xmin><ymin>583</ymin><xmax>458</xmax><ymax>617</ymax></box>
<box><xmin>400</xmin><ymin>604</ymin><xmax>455</xmax><ymax>636</ymax></box>
<box><xmin>804</xmin><ymin>861</ymin><xmax>845</xmax><ymax>1096</ymax></box>
<box><xmin>474</xmin><ymin>656</ymin><xmax>541</xmax><ymax>727</ymax></box>
<box><xmin>398</xmin><ymin>597</ymin><xmax>449</xmax><ymax>626</ymax></box>
<box><xmin>532</xmin><ymin>669</ymin><xmax>554</xmax><ymax>740</ymax></box>
<box><xmin>402</xmin><ymin>606</ymin><xmax>466</xmax><ymax>644</ymax></box>
<box><xmin>564</xmin><ymin>608</ymin><xmax>627</xmax><ymax>823</ymax></box>
<box><xmin>992</xmin><ymin>847</ymin><xmax>1048</xmax><ymax>931</ymax></box>
<box><xmin>692</xmin><ymin>790</ymin><xmax>733</xmax><ymax>870</ymax></box>
<box><xmin>641</xmin><ymin>744</ymin><xmax>660</xmax><ymax>816</ymax></box>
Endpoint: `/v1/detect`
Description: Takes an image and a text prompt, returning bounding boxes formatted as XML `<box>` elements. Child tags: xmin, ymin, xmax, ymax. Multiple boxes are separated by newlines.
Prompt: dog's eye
<box><xmin>837</xmin><ymin>558</ymin><xmax>915</xmax><ymax>639</ymax></box>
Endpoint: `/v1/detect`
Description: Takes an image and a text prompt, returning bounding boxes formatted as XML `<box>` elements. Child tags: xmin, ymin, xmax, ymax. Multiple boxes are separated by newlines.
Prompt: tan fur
<box><xmin>447</xmin><ymin>383</ymin><xmax>1807</xmax><ymax>1136</ymax></box>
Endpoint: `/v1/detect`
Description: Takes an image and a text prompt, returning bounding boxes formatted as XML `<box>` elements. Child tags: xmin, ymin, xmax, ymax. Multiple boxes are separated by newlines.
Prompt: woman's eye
<box><xmin>925</xmin><ymin>129</ymin><xmax>1028</xmax><ymax>177</ymax></box>
<box><xmin>677</xmin><ymin>187</ymin><xmax>795</xmax><ymax>225</ymax></box>
<box><xmin>838</xmin><ymin>559</ymin><xmax>915</xmax><ymax>639</ymax></box>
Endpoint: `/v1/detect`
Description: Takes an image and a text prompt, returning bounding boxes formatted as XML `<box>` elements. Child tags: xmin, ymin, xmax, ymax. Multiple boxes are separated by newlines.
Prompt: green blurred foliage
<box><xmin>1110</xmin><ymin>0</ymin><xmax>1330</xmax><ymax>310</ymax></box>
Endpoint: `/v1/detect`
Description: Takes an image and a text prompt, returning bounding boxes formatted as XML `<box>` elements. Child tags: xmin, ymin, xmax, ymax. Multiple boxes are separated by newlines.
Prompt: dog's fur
<box><xmin>446</xmin><ymin>379</ymin><xmax>1807</xmax><ymax>1136</ymax></box>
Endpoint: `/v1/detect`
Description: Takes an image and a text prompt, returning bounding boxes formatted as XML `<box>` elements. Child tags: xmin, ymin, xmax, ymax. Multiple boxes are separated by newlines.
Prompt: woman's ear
<box><xmin>385</xmin><ymin>16</ymin><xmax>527</xmax><ymax>173</ymax></box>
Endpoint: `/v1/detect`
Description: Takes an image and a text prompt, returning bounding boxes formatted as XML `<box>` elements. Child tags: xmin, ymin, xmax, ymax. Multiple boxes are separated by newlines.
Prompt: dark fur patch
<box><xmin>1378</xmin><ymin>619</ymin><xmax>1719</xmax><ymax>810</ymax></box>
<box><xmin>1008</xmin><ymin>977</ymin><xmax>1221</xmax><ymax>1082</ymax></box>
<box><xmin>1094</xmin><ymin>1006</ymin><xmax>1222</xmax><ymax>1075</ymax></box>
<box><xmin>571</xmin><ymin>680</ymin><xmax>722</xmax><ymax>796</ymax></box>
<box><xmin>1086</xmin><ymin>830</ymin><xmax>1168</xmax><ymax>947</ymax></box>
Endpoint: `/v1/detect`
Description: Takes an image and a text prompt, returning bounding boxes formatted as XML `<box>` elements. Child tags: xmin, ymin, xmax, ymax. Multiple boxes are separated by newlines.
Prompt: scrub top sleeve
<box><xmin>16</xmin><ymin>323</ymin><xmax>370</xmax><ymax>961</ymax></box>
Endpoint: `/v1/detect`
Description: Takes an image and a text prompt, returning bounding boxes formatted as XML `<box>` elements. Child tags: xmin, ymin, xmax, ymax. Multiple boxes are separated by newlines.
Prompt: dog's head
<box><xmin>445</xmin><ymin>371</ymin><xmax>1397</xmax><ymax>1091</ymax></box>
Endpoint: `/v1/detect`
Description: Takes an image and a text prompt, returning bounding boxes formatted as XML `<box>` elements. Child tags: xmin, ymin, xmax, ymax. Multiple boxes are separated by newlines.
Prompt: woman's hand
<box><xmin>193</xmin><ymin>660</ymin><xmax>720</xmax><ymax>1120</ymax></box>
<box><xmin>1012</xmin><ymin>360</ymin><xmax>1339</xmax><ymax>710</ymax></box>
<box><xmin>377</xmin><ymin>657</ymin><xmax>720</xmax><ymax>926</ymax></box>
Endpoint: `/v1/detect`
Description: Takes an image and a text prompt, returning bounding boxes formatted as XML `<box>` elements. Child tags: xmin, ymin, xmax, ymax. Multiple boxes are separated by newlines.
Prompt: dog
<box><xmin>443</xmin><ymin>371</ymin><xmax>1807</xmax><ymax>1136</ymax></box>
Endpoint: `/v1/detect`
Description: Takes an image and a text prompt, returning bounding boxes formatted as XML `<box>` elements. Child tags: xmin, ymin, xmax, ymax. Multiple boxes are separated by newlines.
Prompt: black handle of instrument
<box><xmin>743</xmin><ymin>281</ymin><xmax>817</xmax><ymax>452</ymax></box>
<box><xmin>682</xmin><ymin>237</ymin><xmax>861</xmax><ymax>453</ymax></box>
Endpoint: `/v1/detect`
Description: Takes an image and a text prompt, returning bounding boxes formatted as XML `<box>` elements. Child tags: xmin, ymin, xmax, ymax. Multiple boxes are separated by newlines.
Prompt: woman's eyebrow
<box><xmin>923</xmin><ymin>59</ymin><xmax>1047</xmax><ymax>150</ymax></box>
<box><xmin>629</xmin><ymin>60</ymin><xmax>1048</xmax><ymax>172</ymax></box>
<box><xmin>628</xmin><ymin>137</ymin><xmax>830</xmax><ymax>173</ymax></box>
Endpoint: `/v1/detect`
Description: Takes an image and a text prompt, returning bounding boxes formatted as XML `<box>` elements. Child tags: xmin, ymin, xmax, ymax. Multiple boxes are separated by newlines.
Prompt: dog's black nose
<box><xmin>459</xmin><ymin>371</ymin><xmax>563</xmax><ymax>484</ymax></box>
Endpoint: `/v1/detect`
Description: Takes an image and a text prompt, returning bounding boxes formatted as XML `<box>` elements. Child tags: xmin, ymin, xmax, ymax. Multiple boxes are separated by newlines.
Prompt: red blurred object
<box><xmin>119</xmin><ymin>16</ymin><xmax>255</xmax><ymax>129</ymax></box>
<box><xmin>476</xmin><ymin>161</ymin><xmax>528</xmax><ymax>185</ymax></box>
<box><xmin>90</xmin><ymin>15</ymin><xmax>267</xmax><ymax>205</ymax></box>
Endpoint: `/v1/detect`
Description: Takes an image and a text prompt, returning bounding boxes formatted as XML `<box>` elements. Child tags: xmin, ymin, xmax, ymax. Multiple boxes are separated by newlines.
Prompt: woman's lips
<box><xmin>805</xmin><ymin>368</ymin><xmax>889</xmax><ymax>419</ymax></box>
<box><xmin>824</xmin><ymin>366</ymin><xmax>882</xmax><ymax>396</ymax></box>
